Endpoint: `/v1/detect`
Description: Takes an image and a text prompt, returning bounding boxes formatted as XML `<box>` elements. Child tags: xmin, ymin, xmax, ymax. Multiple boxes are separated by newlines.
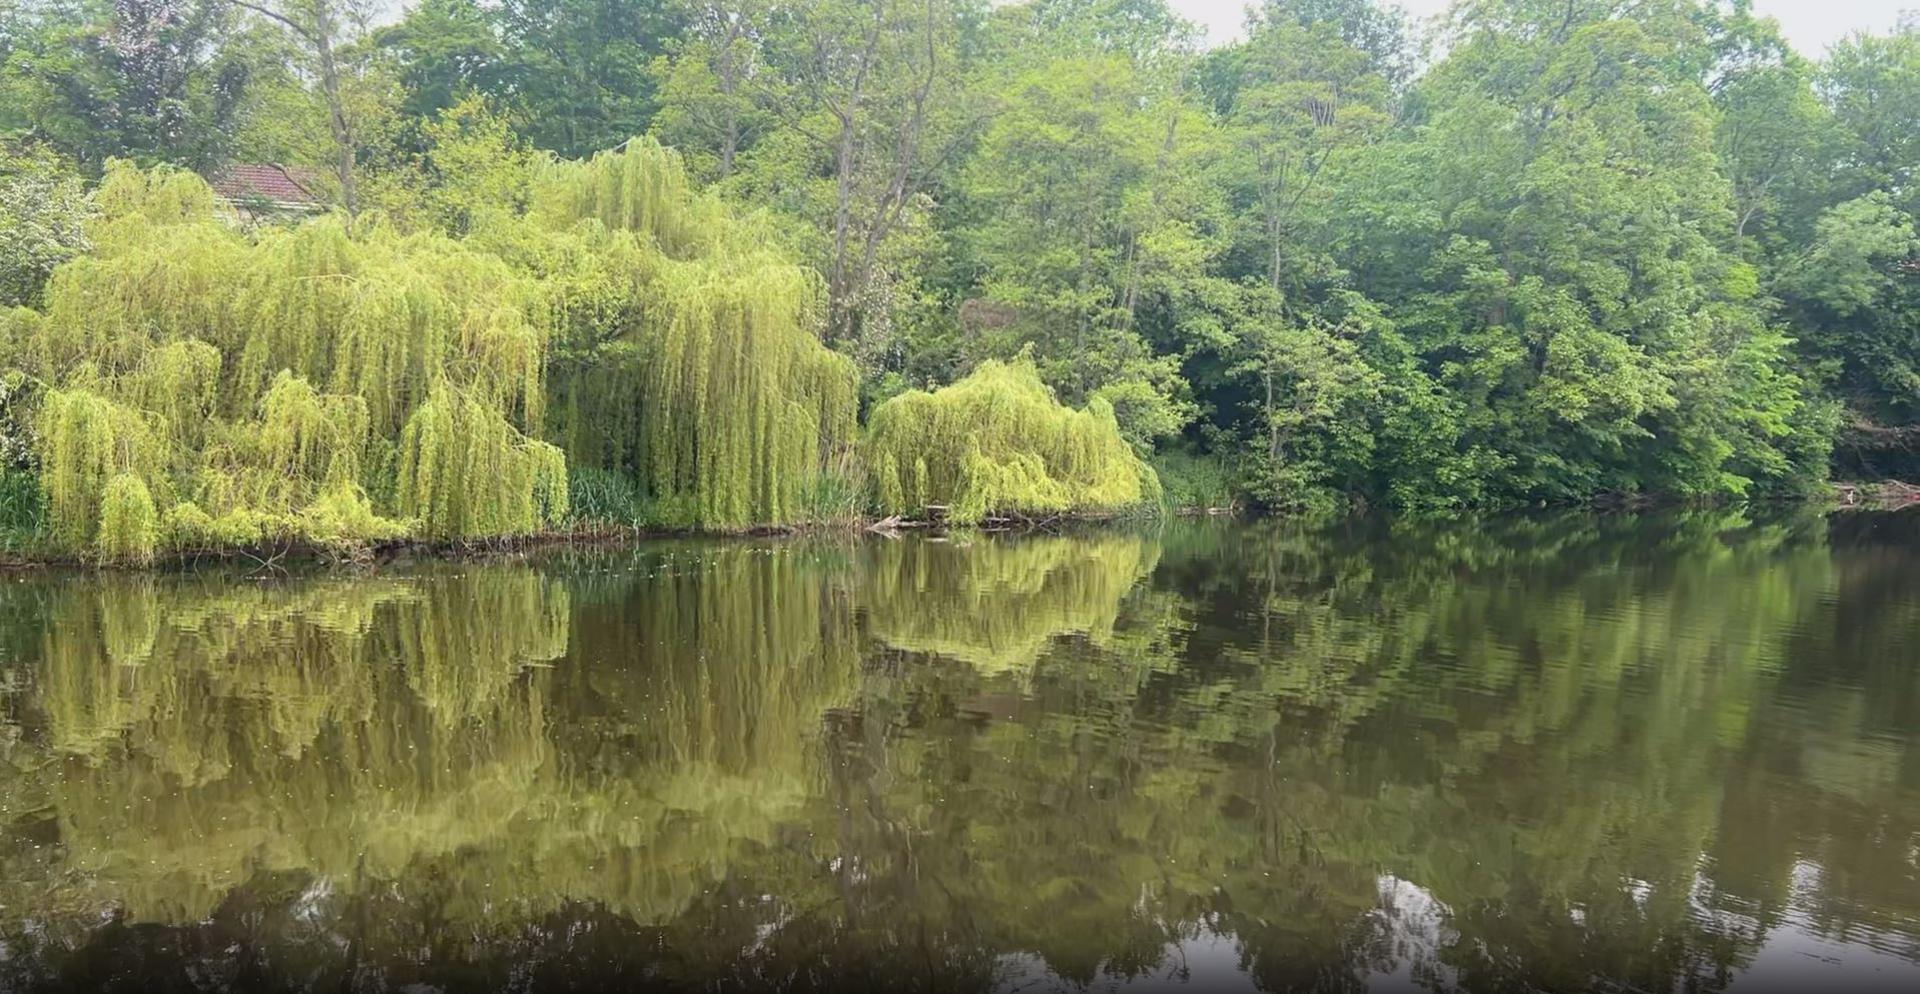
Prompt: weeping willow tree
<box><xmin>6</xmin><ymin>143</ymin><xmax>859</xmax><ymax>557</ymax></box>
<box><xmin>864</xmin><ymin>358</ymin><xmax>1159</xmax><ymax>524</ymax></box>
<box><xmin>513</xmin><ymin>140</ymin><xmax>859</xmax><ymax>529</ymax></box>
<box><xmin>7</xmin><ymin>163</ymin><xmax>566</xmax><ymax>559</ymax></box>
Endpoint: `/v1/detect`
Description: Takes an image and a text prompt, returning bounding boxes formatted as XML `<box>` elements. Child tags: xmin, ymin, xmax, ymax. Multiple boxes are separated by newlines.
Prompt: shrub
<box><xmin>863</xmin><ymin>358</ymin><xmax>1158</xmax><ymax>524</ymax></box>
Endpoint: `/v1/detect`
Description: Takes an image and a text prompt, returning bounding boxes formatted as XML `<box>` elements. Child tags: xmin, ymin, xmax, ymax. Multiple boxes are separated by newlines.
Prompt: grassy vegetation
<box><xmin>1151</xmin><ymin>449</ymin><xmax>1241</xmax><ymax>512</ymax></box>
<box><xmin>0</xmin><ymin>466</ymin><xmax>46</xmax><ymax>557</ymax></box>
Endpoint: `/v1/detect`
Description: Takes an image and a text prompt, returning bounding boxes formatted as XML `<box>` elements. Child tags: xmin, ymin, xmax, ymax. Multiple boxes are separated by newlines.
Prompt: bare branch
<box><xmin>226</xmin><ymin>0</ymin><xmax>319</xmax><ymax>45</ymax></box>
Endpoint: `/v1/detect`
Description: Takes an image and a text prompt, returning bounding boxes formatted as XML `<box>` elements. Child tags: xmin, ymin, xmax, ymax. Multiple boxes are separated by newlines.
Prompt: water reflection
<box><xmin>0</xmin><ymin>510</ymin><xmax>1915</xmax><ymax>991</ymax></box>
<box><xmin>860</xmin><ymin>532</ymin><xmax>1160</xmax><ymax>676</ymax></box>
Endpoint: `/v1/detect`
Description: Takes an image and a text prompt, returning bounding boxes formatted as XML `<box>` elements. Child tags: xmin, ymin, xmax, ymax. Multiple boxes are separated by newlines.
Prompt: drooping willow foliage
<box><xmin>864</xmin><ymin>358</ymin><xmax>1158</xmax><ymax>524</ymax></box>
<box><xmin>10</xmin><ymin>163</ymin><xmax>564</xmax><ymax>559</ymax></box>
<box><xmin>6</xmin><ymin>141</ymin><xmax>861</xmax><ymax>558</ymax></box>
<box><xmin>519</xmin><ymin>141</ymin><xmax>859</xmax><ymax>529</ymax></box>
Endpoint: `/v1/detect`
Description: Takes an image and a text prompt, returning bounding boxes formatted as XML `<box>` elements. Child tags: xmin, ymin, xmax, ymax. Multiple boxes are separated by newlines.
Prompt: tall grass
<box><xmin>1152</xmin><ymin>449</ymin><xmax>1241</xmax><ymax>512</ymax></box>
<box><xmin>796</xmin><ymin>468</ymin><xmax>871</xmax><ymax>526</ymax></box>
<box><xmin>0</xmin><ymin>467</ymin><xmax>47</xmax><ymax>554</ymax></box>
<box><xmin>563</xmin><ymin>467</ymin><xmax>646</xmax><ymax>531</ymax></box>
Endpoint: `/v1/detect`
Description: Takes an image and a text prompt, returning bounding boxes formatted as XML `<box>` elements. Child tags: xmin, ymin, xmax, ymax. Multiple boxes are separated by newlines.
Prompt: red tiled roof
<box><xmin>208</xmin><ymin>164</ymin><xmax>323</xmax><ymax>206</ymax></box>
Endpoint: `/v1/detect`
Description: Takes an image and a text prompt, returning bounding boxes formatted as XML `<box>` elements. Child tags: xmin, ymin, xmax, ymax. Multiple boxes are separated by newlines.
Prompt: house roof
<box><xmin>207</xmin><ymin>164</ymin><xmax>324</xmax><ymax>207</ymax></box>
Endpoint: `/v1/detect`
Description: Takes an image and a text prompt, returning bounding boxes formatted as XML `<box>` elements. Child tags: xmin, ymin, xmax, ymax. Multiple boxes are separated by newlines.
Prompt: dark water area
<box><xmin>0</xmin><ymin>510</ymin><xmax>1916</xmax><ymax>993</ymax></box>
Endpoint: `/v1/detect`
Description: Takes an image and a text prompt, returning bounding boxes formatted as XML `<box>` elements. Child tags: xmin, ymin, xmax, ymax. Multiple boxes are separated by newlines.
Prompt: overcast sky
<box><xmin>1167</xmin><ymin>0</ymin><xmax>1915</xmax><ymax>56</ymax></box>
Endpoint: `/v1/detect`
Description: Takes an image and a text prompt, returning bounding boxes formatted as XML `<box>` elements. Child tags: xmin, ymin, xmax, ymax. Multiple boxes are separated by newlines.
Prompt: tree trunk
<box><xmin>309</xmin><ymin>2</ymin><xmax>356</xmax><ymax>214</ymax></box>
<box><xmin>850</xmin><ymin>0</ymin><xmax>939</xmax><ymax>347</ymax></box>
<box><xmin>828</xmin><ymin>113</ymin><xmax>858</xmax><ymax>341</ymax></box>
<box><xmin>717</xmin><ymin>18</ymin><xmax>744</xmax><ymax>179</ymax></box>
<box><xmin>231</xmin><ymin>0</ymin><xmax>357</xmax><ymax>213</ymax></box>
<box><xmin>1266</xmin><ymin>366</ymin><xmax>1280</xmax><ymax>460</ymax></box>
<box><xmin>824</xmin><ymin>36</ymin><xmax>880</xmax><ymax>344</ymax></box>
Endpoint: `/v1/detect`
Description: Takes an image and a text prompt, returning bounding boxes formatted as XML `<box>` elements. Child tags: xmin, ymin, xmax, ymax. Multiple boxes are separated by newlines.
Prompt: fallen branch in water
<box><xmin>1834</xmin><ymin>479</ymin><xmax>1920</xmax><ymax>508</ymax></box>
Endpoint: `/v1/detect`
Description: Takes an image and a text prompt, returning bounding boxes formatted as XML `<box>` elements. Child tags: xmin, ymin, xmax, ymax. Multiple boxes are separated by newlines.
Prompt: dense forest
<box><xmin>2</xmin><ymin>0</ymin><xmax>1917</xmax><ymax>558</ymax></box>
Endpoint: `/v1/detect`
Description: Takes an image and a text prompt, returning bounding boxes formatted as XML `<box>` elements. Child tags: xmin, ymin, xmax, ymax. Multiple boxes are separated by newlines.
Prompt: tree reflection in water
<box><xmin>0</xmin><ymin>511</ymin><xmax>1915</xmax><ymax>991</ymax></box>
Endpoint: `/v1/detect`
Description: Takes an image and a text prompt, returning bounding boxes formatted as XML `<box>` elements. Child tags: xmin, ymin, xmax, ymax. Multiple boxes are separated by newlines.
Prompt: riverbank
<box><xmin>3</xmin><ymin>482</ymin><xmax>1910</xmax><ymax>572</ymax></box>
<box><xmin>0</xmin><ymin>523</ymin><xmax>821</xmax><ymax>572</ymax></box>
<box><xmin>0</xmin><ymin>507</ymin><xmax>1169</xmax><ymax>571</ymax></box>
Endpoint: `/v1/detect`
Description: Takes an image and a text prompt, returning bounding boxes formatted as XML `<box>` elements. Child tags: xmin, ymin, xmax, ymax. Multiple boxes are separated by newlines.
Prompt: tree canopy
<box><xmin>3</xmin><ymin>0</ymin><xmax>1918</xmax><ymax>555</ymax></box>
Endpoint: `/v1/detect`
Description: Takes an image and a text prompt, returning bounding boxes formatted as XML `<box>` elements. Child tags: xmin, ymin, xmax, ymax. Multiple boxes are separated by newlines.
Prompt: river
<box><xmin>0</xmin><ymin>510</ymin><xmax>1915</xmax><ymax>992</ymax></box>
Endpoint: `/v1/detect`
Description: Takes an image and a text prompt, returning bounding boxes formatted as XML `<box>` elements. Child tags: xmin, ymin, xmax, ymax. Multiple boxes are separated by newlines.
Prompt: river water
<box><xmin>0</xmin><ymin>510</ymin><xmax>1915</xmax><ymax>992</ymax></box>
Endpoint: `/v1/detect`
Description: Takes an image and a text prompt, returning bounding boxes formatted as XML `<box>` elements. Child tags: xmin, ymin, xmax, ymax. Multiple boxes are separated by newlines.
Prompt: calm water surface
<box><xmin>0</xmin><ymin>511</ymin><xmax>1916</xmax><ymax>992</ymax></box>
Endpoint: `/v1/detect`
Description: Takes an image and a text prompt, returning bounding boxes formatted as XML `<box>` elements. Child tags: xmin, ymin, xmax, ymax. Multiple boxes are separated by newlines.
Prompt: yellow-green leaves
<box><xmin>535</xmin><ymin>139</ymin><xmax>858</xmax><ymax>529</ymax></box>
<box><xmin>9</xmin><ymin>143</ymin><xmax>869</xmax><ymax>555</ymax></box>
<box><xmin>18</xmin><ymin>166</ymin><xmax>562</xmax><ymax>557</ymax></box>
<box><xmin>96</xmin><ymin>473</ymin><xmax>158</xmax><ymax>565</ymax></box>
<box><xmin>36</xmin><ymin>389</ymin><xmax>167</xmax><ymax>553</ymax></box>
<box><xmin>396</xmin><ymin>385</ymin><xmax>567</xmax><ymax>539</ymax></box>
<box><xmin>864</xmin><ymin>358</ymin><xmax>1157</xmax><ymax>524</ymax></box>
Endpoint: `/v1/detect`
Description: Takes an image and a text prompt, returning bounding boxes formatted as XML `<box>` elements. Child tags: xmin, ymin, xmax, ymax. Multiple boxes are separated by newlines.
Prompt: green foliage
<box><xmin>1819</xmin><ymin>27</ymin><xmax>1919</xmax><ymax>217</ymax></box>
<box><xmin>0</xmin><ymin>464</ymin><xmax>45</xmax><ymax>551</ymax></box>
<box><xmin>1239</xmin><ymin>0</ymin><xmax>1835</xmax><ymax>503</ymax></box>
<box><xmin>1151</xmin><ymin>447</ymin><xmax>1240</xmax><ymax>510</ymax></box>
<box><xmin>864</xmin><ymin>358</ymin><xmax>1158</xmax><ymax>523</ymax></box>
<box><xmin>531</xmin><ymin>139</ymin><xmax>859</xmax><ymax>529</ymax></box>
<box><xmin>96</xmin><ymin>472</ymin><xmax>158</xmax><ymax>564</ymax></box>
<box><xmin>363</xmin><ymin>96</ymin><xmax>538</xmax><ymax>236</ymax></box>
<box><xmin>0</xmin><ymin>0</ymin><xmax>263</xmax><ymax>171</ymax></box>
<box><xmin>3</xmin><ymin>138</ymin><xmax>866</xmax><ymax>554</ymax></box>
<box><xmin>0</xmin><ymin>363</ymin><xmax>44</xmax><ymax>470</ymax></box>
<box><xmin>563</xmin><ymin>466</ymin><xmax>645</xmax><ymax>529</ymax></box>
<box><xmin>396</xmin><ymin>385</ymin><xmax>568</xmax><ymax>539</ymax></box>
<box><xmin>1776</xmin><ymin>192</ymin><xmax>1920</xmax><ymax>429</ymax></box>
<box><xmin>794</xmin><ymin>467</ymin><xmax>871</xmax><ymax>526</ymax></box>
<box><xmin>12</xmin><ymin>162</ymin><xmax>559</xmax><ymax>555</ymax></box>
<box><xmin>35</xmin><ymin>387</ymin><xmax>168</xmax><ymax>551</ymax></box>
<box><xmin>7</xmin><ymin>0</ymin><xmax>1920</xmax><ymax>536</ymax></box>
<box><xmin>379</xmin><ymin>0</ymin><xmax>686</xmax><ymax>160</ymax></box>
<box><xmin>1782</xmin><ymin>193</ymin><xmax>1920</xmax><ymax>315</ymax></box>
<box><xmin>0</xmin><ymin>140</ymin><xmax>93</xmax><ymax>308</ymax></box>
<box><xmin>949</xmin><ymin>47</ymin><xmax>1208</xmax><ymax>449</ymax></box>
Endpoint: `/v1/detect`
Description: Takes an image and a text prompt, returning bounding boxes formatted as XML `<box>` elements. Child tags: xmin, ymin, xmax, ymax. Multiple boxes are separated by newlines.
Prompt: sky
<box><xmin>1167</xmin><ymin>0</ymin><xmax>1916</xmax><ymax>56</ymax></box>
